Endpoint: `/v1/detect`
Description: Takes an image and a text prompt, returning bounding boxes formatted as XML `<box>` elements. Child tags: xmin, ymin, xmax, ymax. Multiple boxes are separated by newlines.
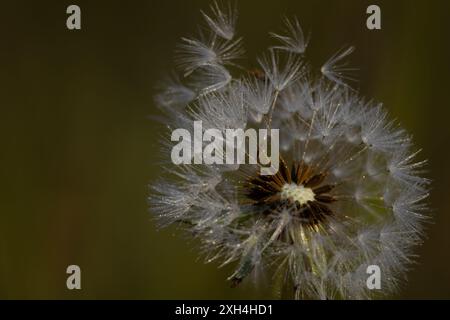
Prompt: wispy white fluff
<box><xmin>321</xmin><ymin>46</ymin><xmax>357</xmax><ymax>88</ymax></box>
<box><xmin>387</xmin><ymin>149</ymin><xmax>430</xmax><ymax>189</ymax></box>
<box><xmin>201</xmin><ymin>1</ymin><xmax>238</xmax><ymax>40</ymax></box>
<box><xmin>191</xmin><ymin>64</ymin><xmax>232</xmax><ymax>95</ymax></box>
<box><xmin>190</xmin><ymin>87</ymin><xmax>247</xmax><ymax>130</ymax></box>
<box><xmin>154</xmin><ymin>73</ymin><xmax>195</xmax><ymax>110</ymax></box>
<box><xmin>244</xmin><ymin>76</ymin><xmax>274</xmax><ymax>122</ymax></box>
<box><xmin>176</xmin><ymin>34</ymin><xmax>244</xmax><ymax>76</ymax></box>
<box><xmin>258</xmin><ymin>51</ymin><xmax>303</xmax><ymax>91</ymax></box>
<box><xmin>390</xmin><ymin>186</ymin><xmax>429</xmax><ymax>232</ymax></box>
<box><xmin>360</xmin><ymin>104</ymin><xmax>410</xmax><ymax>152</ymax></box>
<box><xmin>270</xmin><ymin>17</ymin><xmax>309</xmax><ymax>54</ymax></box>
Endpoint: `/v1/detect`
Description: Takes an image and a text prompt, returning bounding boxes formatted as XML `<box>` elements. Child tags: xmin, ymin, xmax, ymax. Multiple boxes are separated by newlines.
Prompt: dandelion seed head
<box><xmin>151</xmin><ymin>3</ymin><xmax>430</xmax><ymax>300</ymax></box>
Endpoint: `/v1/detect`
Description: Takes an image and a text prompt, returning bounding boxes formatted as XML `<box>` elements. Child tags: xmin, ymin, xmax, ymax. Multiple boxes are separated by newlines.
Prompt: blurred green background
<box><xmin>1</xmin><ymin>0</ymin><xmax>449</xmax><ymax>299</ymax></box>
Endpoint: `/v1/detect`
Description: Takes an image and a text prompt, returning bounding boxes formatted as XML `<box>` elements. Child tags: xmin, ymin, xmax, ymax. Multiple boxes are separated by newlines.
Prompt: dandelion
<box><xmin>150</xmin><ymin>2</ymin><xmax>429</xmax><ymax>299</ymax></box>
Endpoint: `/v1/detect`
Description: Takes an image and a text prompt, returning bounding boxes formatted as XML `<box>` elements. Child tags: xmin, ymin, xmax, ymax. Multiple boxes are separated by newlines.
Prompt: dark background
<box><xmin>1</xmin><ymin>0</ymin><xmax>449</xmax><ymax>299</ymax></box>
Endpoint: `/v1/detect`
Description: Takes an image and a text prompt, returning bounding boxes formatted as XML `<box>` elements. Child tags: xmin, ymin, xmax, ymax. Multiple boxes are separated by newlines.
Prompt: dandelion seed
<box><xmin>244</xmin><ymin>75</ymin><xmax>274</xmax><ymax>122</ymax></box>
<box><xmin>321</xmin><ymin>46</ymin><xmax>357</xmax><ymax>88</ymax></box>
<box><xmin>190</xmin><ymin>87</ymin><xmax>247</xmax><ymax>130</ymax></box>
<box><xmin>270</xmin><ymin>17</ymin><xmax>309</xmax><ymax>54</ymax></box>
<box><xmin>191</xmin><ymin>64</ymin><xmax>232</xmax><ymax>95</ymax></box>
<box><xmin>176</xmin><ymin>33</ymin><xmax>244</xmax><ymax>76</ymax></box>
<box><xmin>150</xmin><ymin>4</ymin><xmax>430</xmax><ymax>300</ymax></box>
<box><xmin>201</xmin><ymin>0</ymin><xmax>238</xmax><ymax>40</ymax></box>
<box><xmin>154</xmin><ymin>73</ymin><xmax>195</xmax><ymax>110</ymax></box>
<box><xmin>258</xmin><ymin>51</ymin><xmax>303</xmax><ymax>91</ymax></box>
<box><xmin>387</xmin><ymin>149</ymin><xmax>430</xmax><ymax>189</ymax></box>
